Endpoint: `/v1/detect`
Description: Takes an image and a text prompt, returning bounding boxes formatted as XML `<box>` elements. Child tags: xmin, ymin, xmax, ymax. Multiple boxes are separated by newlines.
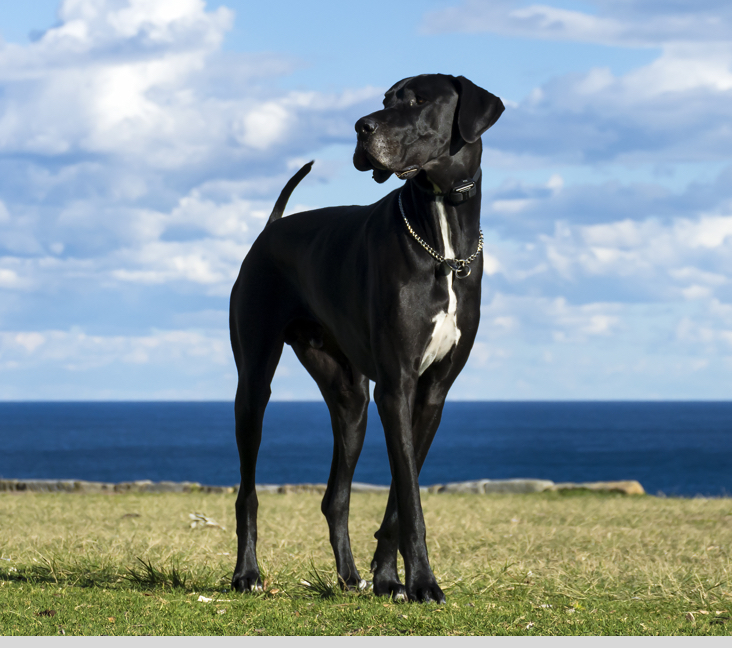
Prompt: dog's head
<box><xmin>353</xmin><ymin>74</ymin><xmax>504</xmax><ymax>184</ymax></box>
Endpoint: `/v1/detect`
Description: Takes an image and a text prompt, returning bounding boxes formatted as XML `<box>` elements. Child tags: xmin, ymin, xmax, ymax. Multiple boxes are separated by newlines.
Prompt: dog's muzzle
<box><xmin>354</xmin><ymin>119</ymin><xmax>421</xmax><ymax>183</ymax></box>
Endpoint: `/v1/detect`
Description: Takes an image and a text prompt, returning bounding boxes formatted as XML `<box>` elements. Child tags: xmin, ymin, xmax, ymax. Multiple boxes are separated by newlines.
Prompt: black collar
<box><xmin>411</xmin><ymin>167</ymin><xmax>482</xmax><ymax>206</ymax></box>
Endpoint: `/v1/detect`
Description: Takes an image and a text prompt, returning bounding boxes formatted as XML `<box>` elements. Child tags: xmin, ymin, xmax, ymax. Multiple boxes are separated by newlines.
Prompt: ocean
<box><xmin>1</xmin><ymin>401</ymin><xmax>731</xmax><ymax>497</ymax></box>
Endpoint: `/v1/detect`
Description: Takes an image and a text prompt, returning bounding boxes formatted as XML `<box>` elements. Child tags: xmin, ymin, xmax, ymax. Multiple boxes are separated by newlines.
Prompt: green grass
<box><xmin>1</xmin><ymin>490</ymin><xmax>731</xmax><ymax>635</ymax></box>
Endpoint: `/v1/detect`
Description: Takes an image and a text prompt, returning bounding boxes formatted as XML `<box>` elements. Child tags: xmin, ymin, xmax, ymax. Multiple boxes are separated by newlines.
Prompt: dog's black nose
<box><xmin>355</xmin><ymin>117</ymin><xmax>378</xmax><ymax>137</ymax></box>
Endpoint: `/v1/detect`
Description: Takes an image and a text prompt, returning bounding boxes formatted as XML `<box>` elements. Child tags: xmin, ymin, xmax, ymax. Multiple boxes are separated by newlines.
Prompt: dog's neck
<box><xmin>403</xmin><ymin>144</ymin><xmax>483</xmax><ymax>266</ymax></box>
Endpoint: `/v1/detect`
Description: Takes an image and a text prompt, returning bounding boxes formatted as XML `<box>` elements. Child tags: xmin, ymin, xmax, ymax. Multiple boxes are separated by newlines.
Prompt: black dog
<box><xmin>229</xmin><ymin>74</ymin><xmax>504</xmax><ymax>602</ymax></box>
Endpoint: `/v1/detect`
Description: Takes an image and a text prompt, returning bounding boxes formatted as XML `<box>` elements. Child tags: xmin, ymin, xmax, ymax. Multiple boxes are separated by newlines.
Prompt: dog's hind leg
<box><xmin>290</xmin><ymin>332</ymin><xmax>369</xmax><ymax>590</ymax></box>
<box><xmin>230</xmin><ymin>283</ymin><xmax>287</xmax><ymax>593</ymax></box>
<box><xmin>371</xmin><ymin>376</ymin><xmax>450</xmax><ymax>601</ymax></box>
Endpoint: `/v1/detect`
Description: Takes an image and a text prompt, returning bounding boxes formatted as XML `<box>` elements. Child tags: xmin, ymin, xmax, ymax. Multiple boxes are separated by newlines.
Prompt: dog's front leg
<box><xmin>373</xmin><ymin>380</ymin><xmax>445</xmax><ymax>603</ymax></box>
<box><xmin>371</xmin><ymin>377</ymin><xmax>449</xmax><ymax>600</ymax></box>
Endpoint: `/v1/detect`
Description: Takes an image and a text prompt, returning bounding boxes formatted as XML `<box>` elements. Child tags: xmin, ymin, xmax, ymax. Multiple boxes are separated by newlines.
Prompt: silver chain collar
<box><xmin>398</xmin><ymin>190</ymin><xmax>483</xmax><ymax>279</ymax></box>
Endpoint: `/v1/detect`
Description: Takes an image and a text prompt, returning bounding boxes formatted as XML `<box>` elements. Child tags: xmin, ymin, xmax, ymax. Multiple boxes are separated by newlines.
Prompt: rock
<box><xmin>113</xmin><ymin>480</ymin><xmax>202</xmax><ymax>493</ymax></box>
<box><xmin>439</xmin><ymin>480</ymin><xmax>485</xmax><ymax>494</ymax></box>
<box><xmin>439</xmin><ymin>479</ymin><xmax>554</xmax><ymax>494</ymax></box>
<box><xmin>0</xmin><ymin>477</ymin><xmax>643</xmax><ymax>496</ymax></box>
<box><xmin>201</xmin><ymin>485</ymin><xmax>236</xmax><ymax>494</ymax></box>
<box><xmin>114</xmin><ymin>480</ymin><xmax>154</xmax><ymax>492</ymax></box>
<box><xmin>550</xmin><ymin>480</ymin><xmax>645</xmax><ymax>495</ymax></box>
<box><xmin>151</xmin><ymin>481</ymin><xmax>201</xmax><ymax>493</ymax></box>
<box><xmin>351</xmin><ymin>482</ymin><xmax>389</xmax><ymax>493</ymax></box>
<box><xmin>277</xmin><ymin>483</ymin><xmax>327</xmax><ymax>494</ymax></box>
<box><xmin>254</xmin><ymin>484</ymin><xmax>280</xmax><ymax>494</ymax></box>
<box><xmin>70</xmin><ymin>481</ymin><xmax>115</xmax><ymax>493</ymax></box>
<box><xmin>483</xmin><ymin>479</ymin><xmax>554</xmax><ymax>494</ymax></box>
<box><xmin>1</xmin><ymin>479</ymin><xmax>22</xmax><ymax>492</ymax></box>
<box><xmin>0</xmin><ymin>479</ymin><xmax>113</xmax><ymax>493</ymax></box>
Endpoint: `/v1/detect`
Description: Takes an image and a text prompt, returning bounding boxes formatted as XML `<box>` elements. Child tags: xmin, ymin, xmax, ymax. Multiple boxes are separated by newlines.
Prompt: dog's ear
<box><xmin>452</xmin><ymin>76</ymin><xmax>505</xmax><ymax>146</ymax></box>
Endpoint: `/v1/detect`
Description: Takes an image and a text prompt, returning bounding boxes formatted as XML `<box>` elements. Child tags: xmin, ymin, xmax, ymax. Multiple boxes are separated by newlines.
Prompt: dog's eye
<box><xmin>415</xmin><ymin>96</ymin><xmax>426</xmax><ymax>105</ymax></box>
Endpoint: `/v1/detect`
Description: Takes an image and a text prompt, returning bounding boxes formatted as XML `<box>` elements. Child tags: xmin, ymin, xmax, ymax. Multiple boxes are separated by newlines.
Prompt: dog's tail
<box><xmin>267</xmin><ymin>161</ymin><xmax>314</xmax><ymax>225</ymax></box>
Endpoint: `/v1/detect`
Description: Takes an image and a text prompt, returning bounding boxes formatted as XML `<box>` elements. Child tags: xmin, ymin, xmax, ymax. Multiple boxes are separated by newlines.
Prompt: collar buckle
<box><xmin>446</xmin><ymin>167</ymin><xmax>482</xmax><ymax>206</ymax></box>
<box><xmin>447</xmin><ymin>180</ymin><xmax>476</xmax><ymax>205</ymax></box>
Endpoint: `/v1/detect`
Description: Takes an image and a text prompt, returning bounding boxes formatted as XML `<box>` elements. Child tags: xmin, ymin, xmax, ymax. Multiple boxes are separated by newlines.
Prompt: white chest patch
<box><xmin>419</xmin><ymin>197</ymin><xmax>461</xmax><ymax>375</ymax></box>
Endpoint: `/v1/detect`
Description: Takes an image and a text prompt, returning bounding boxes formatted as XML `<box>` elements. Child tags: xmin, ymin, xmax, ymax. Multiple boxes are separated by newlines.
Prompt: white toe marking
<box><xmin>419</xmin><ymin>197</ymin><xmax>461</xmax><ymax>376</ymax></box>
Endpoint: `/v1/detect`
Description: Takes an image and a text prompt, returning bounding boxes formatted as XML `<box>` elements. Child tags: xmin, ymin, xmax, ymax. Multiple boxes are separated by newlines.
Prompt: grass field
<box><xmin>1</xmin><ymin>490</ymin><xmax>731</xmax><ymax>636</ymax></box>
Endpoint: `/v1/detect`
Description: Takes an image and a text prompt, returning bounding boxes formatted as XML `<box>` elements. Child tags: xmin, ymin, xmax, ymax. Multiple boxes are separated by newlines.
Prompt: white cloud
<box><xmin>681</xmin><ymin>285</ymin><xmax>713</xmax><ymax>300</ymax></box>
<box><xmin>675</xmin><ymin>215</ymin><xmax>732</xmax><ymax>249</ymax></box>
<box><xmin>0</xmin><ymin>258</ymin><xmax>35</xmax><ymax>290</ymax></box>
<box><xmin>490</xmin><ymin>173</ymin><xmax>564</xmax><ymax>215</ymax></box>
<box><xmin>0</xmin><ymin>0</ymin><xmax>232</xmax><ymax>160</ymax></box>
<box><xmin>0</xmin><ymin>268</ymin><xmax>23</xmax><ymax>289</ymax></box>
<box><xmin>676</xmin><ymin>316</ymin><xmax>732</xmax><ymax>349</ymax></box>
<box><xmin>1</xmin><ymin>0</ymin><xmax>730</xmax><ymax>400</ymax></box>
<box><xmin>234</xmin><ymin>101</ymin><xmax>292</xmax><ymax>150</ymax></box>
<box><xmin>625</xmin><ymin>43</ymin><xmax>732</xmax><ymax>94</ymax></box>
<box><xmin>14</xmin><ymin>332</ymin><xmax>46</xmax><ymax>353</ymax></box>
<box><xmin>422</xmin><ymin>0</ymin><xmax>732</xmax><ymax>47</ymax></box>
<box><xmin>0</xmin><ymin>0</ymin><xmax>380</xmax><ymax>170</ymax></box>
<box><xmin>0</xmin><ymin>325</ymin><xmax>238</xmax><ymax>400</ymax></box>
<box><xmin>111</xmin><ymin>239</ymin><xmax>247</xmax><ymax>292</ymax></box>
<box><xmin>475</xmin><ymin>169</ymin><xmax>732</xmax><ymax>386</ymax></box>
<box><xmin>494</xmin><ymin>212</ymin><xmax>732</xmax><ymax>302</ymax></box>
<box><xmin>453</xmin><ymin>289</ymin><xmax>732</xmax><ymax>399</ymax></box>
<box><xmin>491</xmin><ymin>49</ymin><xmax>732</xmax><ymax>166</ymax></box>
<box><xmin>0</xmin><ymin>327</ymin><xmax>230</xmax><ymax>371</ymax></box>
<box><xmin>0</xmin><ymin>0</ymin><xmax>383</xmax><ymax>305</ymax></box>
<box><xmin>438</xmin><ymin>3</ymin><xmax>732</xmax><ymax>168</ymax></box>
<box><xmin>480</xmin><ymin>293</ymin><xmax>622</xmax><ymax>343</ymax></box>
<box><xmin>669</xmin><ymin>267</ymin><xmax>727</xmax><ymax>286</ymax></box>
<box><xmin>483</xmin><ymin>252</ymin><xmax>501</xmax><ymax>276</ymax></box>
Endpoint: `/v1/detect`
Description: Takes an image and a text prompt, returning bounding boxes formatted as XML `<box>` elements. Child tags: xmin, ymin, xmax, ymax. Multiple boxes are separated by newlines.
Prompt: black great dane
<box><xmin>229</xmin><ymin>74</ymin><xmax>504</xmax><ymax>603</ymax></box>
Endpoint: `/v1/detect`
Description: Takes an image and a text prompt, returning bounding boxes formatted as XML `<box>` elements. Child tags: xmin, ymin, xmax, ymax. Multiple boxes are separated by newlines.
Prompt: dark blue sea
<box><xmin>1</xmin><ymin>402</ymin><xmax>730</xmax><ymax>497</ymax></box>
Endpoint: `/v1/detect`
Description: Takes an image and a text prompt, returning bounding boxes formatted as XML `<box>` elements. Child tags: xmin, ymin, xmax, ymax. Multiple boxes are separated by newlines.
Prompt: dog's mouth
<box><xmin>372</xmin><ymin>163</ymin><xmax>420</xmax><ymax>184</ymax></box>
<box><xmin>368</xmin><ymin>151</ymin><xmax>421</xmax><ymax>183</ymax></box>
<box><xmin>353</xmin><ymin>147</ymin><xmax>392</xmax><ymax>184</ymax></box>
<box><xmin>367</xmin><ymin>154</ymin><xmax>393</xmax><ymax>184</ymax></box>
<box><xmin>354</xmin><ymin>143</ymin><xmax>421</xmax><ymax>184</ymax></box>
<box><xmin>395</xmin><ymin>166</ymin><xmax>420</xmax><ymax>180</ymax></box>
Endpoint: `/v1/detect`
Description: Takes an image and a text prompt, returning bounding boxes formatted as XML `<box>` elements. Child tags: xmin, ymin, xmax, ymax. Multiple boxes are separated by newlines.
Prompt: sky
<box><xmin>0</xmin><ymin>0</ymin><xmax>731</xmax><ymax>400</ymax></box>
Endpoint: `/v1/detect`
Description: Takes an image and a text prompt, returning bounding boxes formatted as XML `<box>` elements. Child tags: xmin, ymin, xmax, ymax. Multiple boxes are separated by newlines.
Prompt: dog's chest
<box><xmin>419</xmin><ymin>198</ymin><xmax>462</xmax><ymax>375</ymax></box>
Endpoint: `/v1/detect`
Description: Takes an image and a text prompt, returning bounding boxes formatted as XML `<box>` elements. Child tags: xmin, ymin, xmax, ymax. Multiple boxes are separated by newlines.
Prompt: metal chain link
<box><xmin>398</xmin><ymin>190</ymin><xmax>483</xmax><ymax>275</ymax></box>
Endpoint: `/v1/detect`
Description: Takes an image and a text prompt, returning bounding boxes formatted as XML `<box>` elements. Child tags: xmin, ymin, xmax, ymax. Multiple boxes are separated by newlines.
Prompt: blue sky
<box><xmin>0</xmin><ymin>0</ymin><xmax>731</xmax><ymax>400</ymax></box>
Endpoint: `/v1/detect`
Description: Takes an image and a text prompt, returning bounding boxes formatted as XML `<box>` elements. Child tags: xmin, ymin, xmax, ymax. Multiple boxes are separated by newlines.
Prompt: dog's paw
<box><xmin>407</xmin><ymin>577</ymin><xmax>445</xmax><ymax>604</ymax></box>
<box><xmin>231</xmin><ymin>571</ymin><xmax>263</xmax><ymax>593</ymax></box>
<box><xmin>339</xmin><ymin>573</ymin><xmax>368</xmax><ymax>592</ymax></box>
<box><xmin>373</xmin><ymin>577</ymin><xmax>407</xmax><ymax>601</ymax></box>
<box><xmin>343</xmin><ymin>579</ymin><xmax>370</xmax><ymax>593</ymax></box>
